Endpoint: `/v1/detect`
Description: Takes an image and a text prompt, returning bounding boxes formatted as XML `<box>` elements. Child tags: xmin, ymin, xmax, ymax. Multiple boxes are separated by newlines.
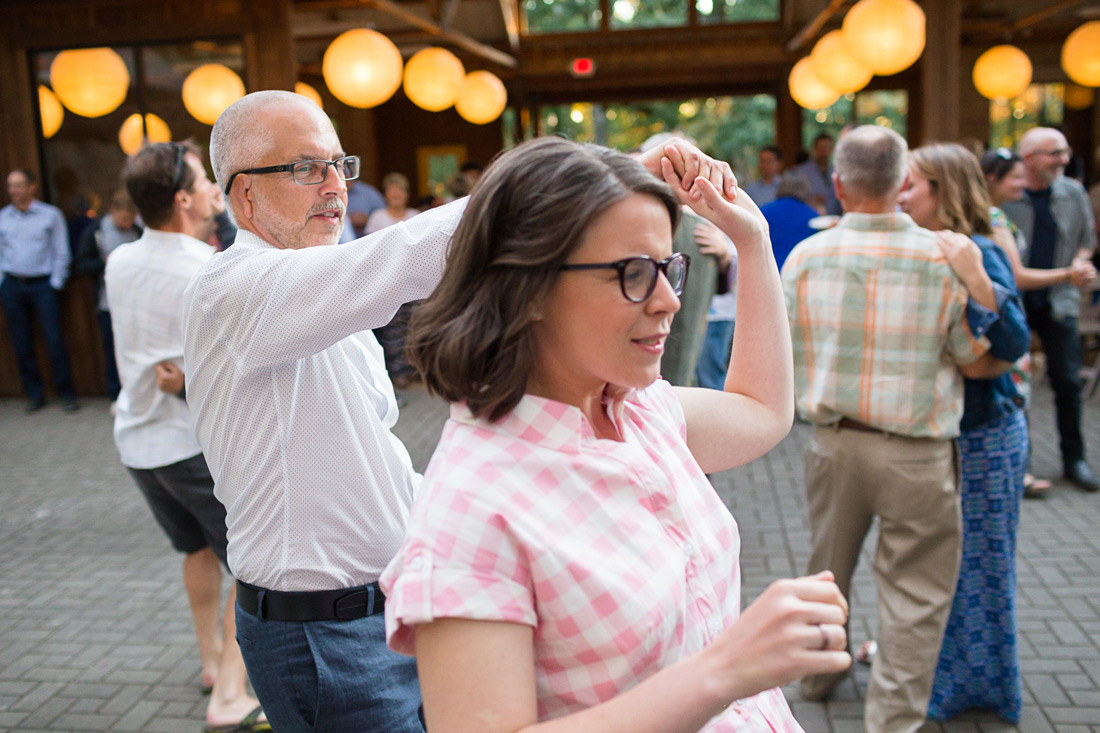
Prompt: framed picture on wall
<box><xmin>416</xmin><ymin>144</ymin><xmax>466</xmax><ymax>198</ymax></box>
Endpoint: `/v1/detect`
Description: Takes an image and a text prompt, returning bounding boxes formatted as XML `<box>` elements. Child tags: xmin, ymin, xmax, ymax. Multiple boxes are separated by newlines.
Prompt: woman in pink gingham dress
<box><xmin>380</xmin><ymin>137</ymin><xmax>851</xmax><ymax>733</ymax></box>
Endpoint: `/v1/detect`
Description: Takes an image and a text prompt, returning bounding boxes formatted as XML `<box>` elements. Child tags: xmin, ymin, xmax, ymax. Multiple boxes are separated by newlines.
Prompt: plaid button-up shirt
<box><xmin>781</xmin><ymin>212</ymin><xmax>989</xmax><ymax>439</ymax></box>
<box><xmin>382</xmin><ymin>381</ymin><xmax>801</xmax><ymax>731</ymax></box>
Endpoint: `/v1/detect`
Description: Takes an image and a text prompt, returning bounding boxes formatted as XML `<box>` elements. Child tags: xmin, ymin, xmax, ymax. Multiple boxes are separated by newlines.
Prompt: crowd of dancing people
<box><xmin>2</xmin><ymin>85</ymin><xmax>1098</xmax><ymax>732</ymax></box>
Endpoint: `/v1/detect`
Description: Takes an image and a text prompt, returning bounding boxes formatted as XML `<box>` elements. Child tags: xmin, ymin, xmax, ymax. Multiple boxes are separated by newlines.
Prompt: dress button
<box><xmin>708</xmin><ymin>617</ymin><xmax>723</xmax><ymax>635</ymax></box>
<box><xmin>682</xmin><ymin>542</ymin><xmax>695</xmax><ymax>557</ymax></box>
<box><xmin>408</xmin><ymin>557</ymin><xmax>424</xmax><ymax>571</ymax></box>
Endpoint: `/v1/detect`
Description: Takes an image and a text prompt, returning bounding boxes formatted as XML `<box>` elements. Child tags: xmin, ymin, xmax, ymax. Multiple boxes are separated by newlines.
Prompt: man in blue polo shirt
<box><xmin>0</xmin><ymin>168</ymin><xmax>78</xmax><ymax>413</ymax></box>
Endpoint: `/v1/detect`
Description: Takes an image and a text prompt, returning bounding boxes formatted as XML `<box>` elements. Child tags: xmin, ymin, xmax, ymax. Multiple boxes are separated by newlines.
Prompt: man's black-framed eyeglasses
<box><xmin>559</xmin><ymin>252</ymin><xmax>690</xmax><ymax>303</ymax></box>
<box><xmin>222</xmin><ymin>155</ymin><xmax>360</xmax><ymax>195</ymax></box>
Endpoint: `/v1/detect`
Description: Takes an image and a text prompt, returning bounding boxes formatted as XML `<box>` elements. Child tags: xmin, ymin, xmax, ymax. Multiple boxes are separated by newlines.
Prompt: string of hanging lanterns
<box><xmin>789</xmin><ymin>0</ymin><xmax>924</xmax><ymax>111</ymax></box>
<box><xmin>319</xmin><ymin>28</ymin><xmax>507</xmax><ymax>123</ymax></box>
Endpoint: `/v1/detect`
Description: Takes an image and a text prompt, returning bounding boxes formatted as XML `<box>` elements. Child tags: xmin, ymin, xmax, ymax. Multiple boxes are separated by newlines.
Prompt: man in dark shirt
<box><xmin>1002</xmin><ymin>127</ymin><xmax>1099</xmax><ymax>492</ymax></box>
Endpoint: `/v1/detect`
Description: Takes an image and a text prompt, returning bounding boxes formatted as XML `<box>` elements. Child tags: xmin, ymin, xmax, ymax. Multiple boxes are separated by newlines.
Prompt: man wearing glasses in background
<box><xmin>1002</xmin><ymin>127</ymin><xmax>1099</xmax><ymax>492</ymax></box>
<box><xmin>182</xmin><ymin>89</ymin><xmax>740</xmax><ymax>732</ymax></box>
<box><xmin>106</xmin><ymin>142</ymin><xmax>265</xmax><ymax>732</ymax></box>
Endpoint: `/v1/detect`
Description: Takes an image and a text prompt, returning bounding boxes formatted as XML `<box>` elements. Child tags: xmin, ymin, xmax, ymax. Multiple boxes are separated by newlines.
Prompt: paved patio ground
<box><xmin>1</xmin><ymin>378</ymin><xmax>1098</xmax><ymax>732</ymax></box>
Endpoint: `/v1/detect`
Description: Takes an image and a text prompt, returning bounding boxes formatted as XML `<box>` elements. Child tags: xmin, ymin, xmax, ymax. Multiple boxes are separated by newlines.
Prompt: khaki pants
<box><xmin>799</xmin><ymin>427</ymin><xmax>962</xmax><ymax>733</ymax></box>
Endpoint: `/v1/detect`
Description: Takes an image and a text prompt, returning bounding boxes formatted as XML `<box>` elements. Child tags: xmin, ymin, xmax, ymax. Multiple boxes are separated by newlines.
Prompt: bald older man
<box><xmin>181</xmin><ymin>90</ymin><xmax>740</xmax><ymax>732</ymax></box>
<box><xmin>1002</xmin><ymin>127</ymin><xmax>1099</xmax><ymax>492</ymax></box>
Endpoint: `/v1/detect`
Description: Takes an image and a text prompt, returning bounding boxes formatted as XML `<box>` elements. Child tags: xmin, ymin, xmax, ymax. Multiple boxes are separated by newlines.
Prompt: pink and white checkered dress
<box><xmin>381</xmin><ymin>380</ymin><xmax>802</xmax><ymax>731</ymax></box>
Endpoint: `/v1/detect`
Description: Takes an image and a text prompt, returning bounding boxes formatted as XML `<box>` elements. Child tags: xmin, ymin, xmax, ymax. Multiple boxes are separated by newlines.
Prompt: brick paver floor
<box><xmin>1</xmin><ymin>378</ymin><xmax>1098</xmax><ymax>731</ymax></box>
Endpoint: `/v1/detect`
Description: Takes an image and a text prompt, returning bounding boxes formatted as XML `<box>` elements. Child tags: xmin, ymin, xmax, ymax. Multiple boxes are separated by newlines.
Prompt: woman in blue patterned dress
<box><xmin>898</xmin><ymin>143</ymin><xmax>1031</xmax><ymax>723</ymax></box>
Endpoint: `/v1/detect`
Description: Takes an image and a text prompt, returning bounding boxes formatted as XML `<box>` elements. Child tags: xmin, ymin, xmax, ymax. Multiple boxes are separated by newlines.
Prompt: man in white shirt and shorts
<box><xmin>107</xmin><ymin>141</ymin><xmax>265</xmax><ymax>732</ymax></box>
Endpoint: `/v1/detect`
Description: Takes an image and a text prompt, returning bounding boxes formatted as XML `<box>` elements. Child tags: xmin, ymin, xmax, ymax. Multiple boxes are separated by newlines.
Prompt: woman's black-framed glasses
<box><xmin>559</xmin><ymin>252</ymin><xmax>690</xmax><ymax>303</ymax></box>
<box><xmin>222</xmin><ymin>155</ymin><xmax>361</xmax><ymax>195</ymax></box>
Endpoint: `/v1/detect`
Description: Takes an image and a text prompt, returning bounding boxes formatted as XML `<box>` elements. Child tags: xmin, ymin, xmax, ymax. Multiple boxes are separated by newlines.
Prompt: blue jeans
<box><xmin>235</xmin><ymin>602</ymin><xmax>424</xmax><ymax>733</ymax></box>
<box><xmin>695</xmin><ymin>319</ymin><xmax>734</xmax><ymax>391</ymax></box>
<box><xmin>97</xmin><ymin>309</ymin><xmax>120</xmax><ymax>400</ymax></box>
<box><xmin>1027</xmin><ymin>307</ymin><xmax>1084</xmax><ymax>465</ymax></box>
<box><xmin>0</xmin><ymin>275</ymin><xmax>74</xmax><ymax>403</ymax></box>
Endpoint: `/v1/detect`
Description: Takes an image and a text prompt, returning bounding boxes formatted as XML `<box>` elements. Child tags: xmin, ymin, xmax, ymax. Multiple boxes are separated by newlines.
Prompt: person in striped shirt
<box><xmin>781</xmin><ymin>125</ymin><xmax>1009</xmax><ymax>733</ymax></box>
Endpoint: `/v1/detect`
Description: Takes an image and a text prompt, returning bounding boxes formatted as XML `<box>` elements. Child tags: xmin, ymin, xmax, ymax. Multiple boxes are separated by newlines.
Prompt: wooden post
<box><xmin>919</xmin><ymin>0</ymin><xmax>960</xmax><ymax>144</ymax></box>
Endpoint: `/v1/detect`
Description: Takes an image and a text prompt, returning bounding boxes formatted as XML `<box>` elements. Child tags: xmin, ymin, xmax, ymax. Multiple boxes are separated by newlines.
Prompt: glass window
<box><xmin>610</xmin><ymin>0</ymin><xmax>688</xmax><ymax>30</ymax></box>
<box><xmin>522</xmin><ymin>0</ymin><xmax>601</xmax><ymax>33</ymax></box>
<box><xmin>33</xmin><ymin>40</ymin><xmax>243</xmax><ymax>223</ymax></box>
<box><xmin>989</xmin><ymin>83</ymin><xmax>1064</xmax><ymax>150</ymax></box>
<box><xmin>535</xmin><ymin>94</ymin><xmax>777</xmax><ymax>179</ymax></box>
<box><xmin>801</xmin><ymin>89</ymin><xmax>908</xmax><ymax>151</ymax></box>
<box><xmin>697</xmin><ymin>0</ymin><xmax>780</xmax><ymax>24</ymax></box>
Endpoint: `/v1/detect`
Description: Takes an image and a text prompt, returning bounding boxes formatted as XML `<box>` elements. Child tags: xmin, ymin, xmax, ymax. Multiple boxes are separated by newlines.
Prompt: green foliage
<box><xmin>523</xmin><ymin>0</ymin><xmax>601</xmax><ymax>33</ymax></box>
<box><xmin>697</xmin><ymin>0</ymin><xmax>779</xmax><ymax>24</ymax></box>
<box><xmin>801</xmin><ymin>90</ymin><xmax>909</xmax><ymax>149</ymax></box>
<box><xmin>537</xmin><ymin>95</ymin><xmax>777</xmax><ymax>178</ymax></box>
<box><xmin>522</xmin><ymin>0</ymin><xmax>778</xmax><ymax>33</ymax></box>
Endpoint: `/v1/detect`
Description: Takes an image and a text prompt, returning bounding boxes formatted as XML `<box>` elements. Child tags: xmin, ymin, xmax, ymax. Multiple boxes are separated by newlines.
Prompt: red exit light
<box><xmin>571</xmin><ymin>57</ymin><xmax>596</xmax><ymax>77</ymax></box>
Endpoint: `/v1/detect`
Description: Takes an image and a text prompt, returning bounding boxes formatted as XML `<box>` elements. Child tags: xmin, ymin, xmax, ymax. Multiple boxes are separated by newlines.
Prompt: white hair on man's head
<box><xmin>210</xmin><ymin>90</ymin><xmax>311</xmax><ymax>223</ymax></box>
<box><xmin>834</xmin><ymin>124</ymin><xmax>908</xmax><ymax>201</ymax></box>
<box><xmin>1018</xmin><ymin>126</ymin><xmax>1064</xmax><ymax>156</ymax></box>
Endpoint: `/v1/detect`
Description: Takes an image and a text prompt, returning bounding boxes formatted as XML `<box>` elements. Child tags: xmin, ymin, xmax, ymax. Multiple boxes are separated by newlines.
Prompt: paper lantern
<box><xmin>973</xmin><ymin>45</ymin><xmax>1032</xmax><ymax>100</ymax></box>
<box><xmin>49</xmin><ymin>47</ymin><xmax>130</xmax><ymax>118</ymax></box>
<box><xmin>38</xmin><ymin>86</ymin><xmax>64</xmax><ymax>139</ymax></box>
<box><xmin>323</xmin><ymin>28</ymin><xmax>403</xmax><ymax>109</ymax></box>
<box><xmin>1064</xmin><ymin>83</ymin><xmax>1094</xmax><ymax>111</ymax></box>
<box><xmin>811</xmin><ymin>30</ymin><xmax>872</xmax><ymax>94</ymax></box>
<box><xmin>1061</xmin><ymin>21</ymin><xmax>1100</xmax><ymax>88</ymax></box>
<box><xmin>788</xmin><ymin>57</ymin><xmax>841</xmax><ymax>111</ymax></box>
<box><xmin>842</xmin><ymin>0</ymin><xmax>925</xmax><ymax>76</ymax></box>
<box><xmin>182</xmin><ymin>64</ymin><xmax>245</xmax><ymax>126</ymax></box>
<box><xmin>455</xmin><ymin>71</ymin><xmax>507</xmax><ymax>124</ymax></box>
<box><xmin>403</xmin><ymin>47</ymin><xmax>466</xmax><ymax>112</ymax></box>
<box><xmin>118</xmin><ymin>113</ymin><xmax>172</xmax><ymax>156</ymax></box>
<box><xmin>295</xmin><ymin>81</ymin><xmax>323</xmax><ymax>109</ymax></box>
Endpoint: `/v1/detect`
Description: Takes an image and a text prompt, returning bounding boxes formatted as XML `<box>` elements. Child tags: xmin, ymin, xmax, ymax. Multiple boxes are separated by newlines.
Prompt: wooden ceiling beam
<box><xmin>785</xmin><ymin>0</ymin><xmax>848</xmax><ymax>53</ymax></box>
<box><xmin>498</xmin><ymin>0</ymin><xmax>520</xmax><ymax>53</ymax></box>
<box><xmin>358</xmin><ymin>0</ymin><xmax>516</xmax><ymax>66</ymax></box>
<box><xmin>1011</xmin><ymin>0</ymin><xmax>1086</xmax><ymax>32</ymax></box>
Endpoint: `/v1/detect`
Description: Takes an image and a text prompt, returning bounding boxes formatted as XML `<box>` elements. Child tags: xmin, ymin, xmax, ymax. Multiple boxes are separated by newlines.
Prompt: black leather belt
<box><xmin>3</xmin><ymin>273</ymin><xmax>49</xmax><ymax>284</ymax></box>
<box><xmin>236</xmin><ymin>580</ymin><xmax>384</xmax><ymax>622</ymax></box>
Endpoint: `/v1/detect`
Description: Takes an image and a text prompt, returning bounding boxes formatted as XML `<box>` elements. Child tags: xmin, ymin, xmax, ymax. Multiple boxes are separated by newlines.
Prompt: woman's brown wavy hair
<box><xmin>908</xmin><ymin>142</ymin><xmax>994</xmax><ymax>237</ymax></box>
<box><xmin>406</xmin><ymin>136</ymin><xmax>682</xmax><ymax>422</ymax></box>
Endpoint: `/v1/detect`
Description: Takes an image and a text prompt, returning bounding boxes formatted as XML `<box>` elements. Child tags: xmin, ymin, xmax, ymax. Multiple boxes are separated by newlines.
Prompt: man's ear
<box><xmin>832</xmin><ymin>171</ymin><xmax>845</xmax><ymax>202</ymax></box>
<box><xmin>175</xmin><ymin>188</ymin><xmax>191</xmax><ymax>211</ymax></box>
<box><xmin>236</xmin><ymin>176</ymin><xmax>255</xmax><ymax>221</ymax></box>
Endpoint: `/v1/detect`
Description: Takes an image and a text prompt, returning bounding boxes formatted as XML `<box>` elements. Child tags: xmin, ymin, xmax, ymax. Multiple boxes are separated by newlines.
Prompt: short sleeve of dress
<box><xmin>381</xmin><ymin>423</ymin><xmax>538</xmax><ymax>656</ymax></box>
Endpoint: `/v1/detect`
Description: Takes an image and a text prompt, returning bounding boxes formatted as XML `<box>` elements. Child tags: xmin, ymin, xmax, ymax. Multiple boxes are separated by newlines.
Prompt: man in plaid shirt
<box><xmin>781</xmin><ymin>125</ymin><xmax>1006</xmax><ymax>733</ymax></box>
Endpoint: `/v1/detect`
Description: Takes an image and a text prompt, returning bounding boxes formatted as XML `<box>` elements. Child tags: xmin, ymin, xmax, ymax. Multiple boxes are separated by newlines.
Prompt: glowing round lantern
<box><xmin>38</xmin><ymin>86</ymin><xmax>64</xmax><ymax>139</ymax></box>
<box><xmin>182</xmin><ymin>64</ymin><xmax>245</xmax><ymax>126</ymax></box>
<box><xmin>811</xmin><ymin>30</ymin><xmax>872</xmax><ymax>94</ymax></box>
<box><xmin>118</xmin><ymin>113</ymin><xmax>172</xmax><ymax>156</ymax></box>
<box><xmin>403</xmin><ymin>47</ymin><xmax>466</xmax><ymax>112</ymax></box>
<box><xmin>455</xmin><ymin>71</ymin><xmax>507</xmax><ymax>124</ymax></box>
<box><xmin>972</xmin><ymin>45</ymin><xmax>1032</xmax><ymax>100</ymax></box>
<box><xmin>1064</xmin><ymin>83</ymin><xmax>1094</xmax><ymax>111</ymax></box>
<box><xmin>841</xmin><ymin>0</ymin><xmax>925</xmax><ymax>76</ymax></box>
<box><xmin>1061</xmin><ymin>22</ymin><xmax>1100</xmax><ymax>87</ymax></box>
<box><xmin>788</xmin><ymin>57</ymin><xmax>841</xmax><ymax>110</ymax></box>
<box><xmin>323</xmin><ymin>28</ymin><xmax>404</xmax><ymax>109</ymax></box>
<box><xmin>49</xmin><ymin>47</ymin><xmax>130</xmax><ymax>118</ymax></box>
<box><xmin>295</xmin><ymin>81</ymin><xmax>323</xmax><ymax>109</ymax></box>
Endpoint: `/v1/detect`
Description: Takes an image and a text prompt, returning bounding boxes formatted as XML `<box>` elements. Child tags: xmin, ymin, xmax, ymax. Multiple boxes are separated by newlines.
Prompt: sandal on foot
<box><xmin>202</xmin><ymin>705</ymin><xmax>270</xmax><ymax>732</ymax></box>
<box><xmin>1023</xmin><ymin>473</ymin><xmax>1052</xmax><ymax>499</ymax></box>
<box><xmin>856</xmin><ymin>640</ymin><xmax>877</xmax><ymax>665</ymax></box>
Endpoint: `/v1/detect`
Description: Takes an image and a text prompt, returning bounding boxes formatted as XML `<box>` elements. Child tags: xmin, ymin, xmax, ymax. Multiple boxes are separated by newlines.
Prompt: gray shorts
<box><xmin>127</xmin><ymin>453</ymin><xmax>229</xmax><ymax>566</ymax></box>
